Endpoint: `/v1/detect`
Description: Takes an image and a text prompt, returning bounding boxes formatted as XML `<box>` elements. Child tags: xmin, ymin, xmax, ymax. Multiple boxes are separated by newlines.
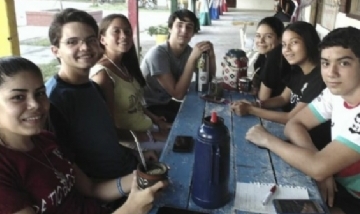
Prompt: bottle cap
<box><xmin>210</xmin><ymin>112</ymin><xmax>217</xmax><ymax>123</ymax></box>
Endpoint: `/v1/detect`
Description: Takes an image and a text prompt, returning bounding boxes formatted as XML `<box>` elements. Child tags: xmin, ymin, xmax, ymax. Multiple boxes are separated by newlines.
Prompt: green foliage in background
<box><xmin>37</xmin><ymin>59</ymin><xmax>59</xmax><ymax>82</ymax></box>
<box><xmin>146</xmin><ymin>25</ymin><xmax>169</xmax><ymax>36</ymax></box>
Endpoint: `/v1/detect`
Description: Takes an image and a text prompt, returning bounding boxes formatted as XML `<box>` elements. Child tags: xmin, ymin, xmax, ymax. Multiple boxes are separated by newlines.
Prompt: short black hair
<box><xmin>284</xmin><ymin>21</ymin><xmax>320</xmax><ymax>64</ymax></box>
<box><xmin>168</xmin><ymin>9</ymin><xmax>199</xmax><ymax>33</ymax></box>
<box><xmin>319</xmin><ymin>27</ymin><xmax>360</xmax><ymax>59</ymax></box>
<box><xmin>0</xmin><ymin>56</ymin><xmax>42</xmax><ymax>86</ymax></box>
<box><xmin>49</xmin><ymin>8</ymin><xmax>99</xmax><ymax>47</ymax></box>
<box><xmin>257</xmin><ymin>16</ymin><xmax>284</xmax><ymax>38</ymax></box>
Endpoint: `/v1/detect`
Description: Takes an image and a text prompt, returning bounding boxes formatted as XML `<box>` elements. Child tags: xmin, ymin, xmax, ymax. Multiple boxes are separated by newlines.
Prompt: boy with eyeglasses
<box><xmin>45</xmin><ymin>8</ymin><xmax>156</xmax><ymax>182</ymax></box>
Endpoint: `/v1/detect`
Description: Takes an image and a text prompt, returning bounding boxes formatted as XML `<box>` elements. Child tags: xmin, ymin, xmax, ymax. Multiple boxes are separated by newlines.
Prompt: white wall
<box><xmin>302</xmin><ymin>5</ymin><xmax>312</xmax><ymax>22</ymax></box>
<box><xmin>236</xmin><ymin>0</ymin><xmax>273</xmax><ymax>10</ymax></box>
<box><xmin>157</xmin><ymin>0</ymin><xmax>169</xmax><ymax>7</ymax></box>
<box><xmin>334</xmin><ymin>12</ymin><xmax>360</xmax><ymax>28</ymax></box>
<box><xmin>315</xmin><ymin>24</ymin><xmax>330</xmax><ymax>39</ymax></box>
<box><xmin>315</xmin><ymin>12</ymin><xmax>360</xmax><ymax>40</ymax></box>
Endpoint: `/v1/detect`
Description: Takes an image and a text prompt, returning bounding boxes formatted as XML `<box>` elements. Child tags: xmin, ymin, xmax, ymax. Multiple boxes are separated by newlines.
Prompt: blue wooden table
<box><xmin>149</xmin><ymin>88</ymin><xmax>328</xmax><ymax>214</ymax></box>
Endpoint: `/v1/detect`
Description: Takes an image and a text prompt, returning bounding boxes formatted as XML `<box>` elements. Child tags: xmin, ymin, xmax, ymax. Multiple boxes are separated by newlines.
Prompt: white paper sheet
<box><xmin>234</xmin><ymin>182</ymin><xmax>309</xmax><ymax>214</ymax></box>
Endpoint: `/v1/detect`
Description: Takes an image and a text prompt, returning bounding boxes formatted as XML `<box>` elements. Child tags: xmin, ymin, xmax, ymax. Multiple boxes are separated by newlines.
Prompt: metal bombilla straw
<box><xmin>130</xmin><ymin>131</ymin><xmax>148</xmax><ymax>171</ymax></box>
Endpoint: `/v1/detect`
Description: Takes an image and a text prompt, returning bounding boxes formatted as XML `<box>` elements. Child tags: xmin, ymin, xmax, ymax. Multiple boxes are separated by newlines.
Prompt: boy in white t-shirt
<box><xmin>245</xmin><ymin>27</ymin><xmax>360</xmax><ymax>214</ymax></box>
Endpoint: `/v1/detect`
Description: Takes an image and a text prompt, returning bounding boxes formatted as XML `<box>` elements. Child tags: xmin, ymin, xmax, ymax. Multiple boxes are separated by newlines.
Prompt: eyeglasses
<box><xmin>60</xmin><ymin>36</ymin><xmax>99</xmax><ymax>48</ymax></box>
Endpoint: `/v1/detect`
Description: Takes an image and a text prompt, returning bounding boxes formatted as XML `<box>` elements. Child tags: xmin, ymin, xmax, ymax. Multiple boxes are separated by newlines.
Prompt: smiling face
<box><xmin>51</xmin><ymin>22</ymin><xmax>101</xmax><ymax>73</ymax></box>
<box><xmin>0</xmin><ymin>71</ymin><xmax>49</xmax><ymax>139</ymax></box>
<box><xmin>282</xmin><ymin>30</ymin><xmax>308</xmax><ymax>66</ymax></box>
<box><xmin>169</xmin><ymin>17</ymin><xmax>195</xmax><ymax>46</ymax></box>
<box><xmin>321</xmin><ymin>46</ymin><xmax>360</xmax><ymax>98</ymax></box>
<box><xmin>100</xmin><ymin>17</ymin><xmax>133</xmax><ymax>55</ymax></box>
<box><xmin>255</xmin><ymin>24</ymin><xmax>280</xmax><ymax>54</ymax></box>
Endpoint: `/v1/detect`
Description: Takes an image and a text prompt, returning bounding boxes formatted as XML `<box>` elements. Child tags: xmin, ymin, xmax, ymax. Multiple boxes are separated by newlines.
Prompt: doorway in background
<box><xmin>227</xmin><ymin>0</ymin><xmax>236</xmax><ymax>8</ymax></box>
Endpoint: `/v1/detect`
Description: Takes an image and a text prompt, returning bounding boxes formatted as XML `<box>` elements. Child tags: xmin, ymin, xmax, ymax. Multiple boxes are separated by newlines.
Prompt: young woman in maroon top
<box><xmin>0</xmin><ymin>56</ymin><xmax>166</xmax><ymax>214</ymax></box>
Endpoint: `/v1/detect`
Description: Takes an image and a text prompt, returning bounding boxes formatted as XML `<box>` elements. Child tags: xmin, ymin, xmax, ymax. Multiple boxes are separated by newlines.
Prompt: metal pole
<box><xmin>0</xmin><ymin>0</ymin><xmax>20</xmax><ymax>57</ymax></box>
<box><xmin>171</xmin><ymin>0</ymin><xmax>178</xmax><ymax>13</ymax></box>
<box><xmin>128</xmin><ymin>0</ymin><xmax>140</xmax><ymax>60</ymax></box>
<box><xmin>192</xmin><ymin>0</ymin><xmax>196</xmax><ymax>12</ymax></box>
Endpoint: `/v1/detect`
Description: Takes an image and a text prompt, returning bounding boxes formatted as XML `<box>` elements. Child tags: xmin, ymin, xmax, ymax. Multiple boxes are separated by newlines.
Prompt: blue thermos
<box><xmin>191</xmin><ymin>112</ymin><xmax>230</xmax><ymax>209</ymax></box>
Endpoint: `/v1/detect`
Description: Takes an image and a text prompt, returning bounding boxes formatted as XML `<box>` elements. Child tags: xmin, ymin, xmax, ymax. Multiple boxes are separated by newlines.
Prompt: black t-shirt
<box><xmin>274</xmin><ymin>0</ymin><xmax>295</xmax><ymax>22</ymax></box>
<box><xmin>286</xmin><ymin>66</ymin><xmax>325</xmax><ymax>107</ymax></box>
<box><xmin>285</xmin><ymin>66</ymin><xmax>332</xmax><ymax>149</ymax></box>
<box><xmin>254</xmin><ymin>54</ymin><xmax>266</xmax><ymax>75</ymax></box>
<box><xmin>260</xmin><ymin>45</ymin><xmax>292</xmax><ymax>98</ymax></box>
<box><xmin>46</xmin><ymin>75</ymin><xmax>138</xmax><ymax>179</ymax></box>
<box><xmin>274</xmin><ymin>11</ymin><xmax>291</xmax><ymax>22</ymax></box>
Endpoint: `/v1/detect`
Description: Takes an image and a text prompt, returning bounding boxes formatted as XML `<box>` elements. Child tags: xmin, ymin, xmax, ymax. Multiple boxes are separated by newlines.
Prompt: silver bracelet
<box><xmin>116</xmin><ymin>177</ymin><xmax>127</xmax><ymax>196</ymax></box>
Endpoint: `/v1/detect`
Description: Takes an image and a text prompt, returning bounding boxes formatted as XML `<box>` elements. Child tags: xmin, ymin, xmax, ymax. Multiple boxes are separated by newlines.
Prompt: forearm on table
<box><xmin>284</xmin><ymin>122</ymin><xmax>318</xmax><ymax>151</ymax></box>
<box><xmin>261</xmin><ymin>96</ymin><xmax>288</xmax><ymax>109</ymax></box>
<box><xmin>265</xmin><ymin>135</ymin><xmax>324</xmax><ymax>180</ymax></box>
<box><xmin>258</xmin><ymin>83</ymin><xmax>272</xmax><ymax>101</ymax></box>
<box><xmin>249</xmin><ymin>106</ymin><xmax>289</xmax><ymax>124</ymax></box>
<box><xmin>92</xmin><ymin>174</ymin><xmax>133</xmax><ymax>202</ymax></box>
<box><xmin>143</xmin><ymin>107</ymin><xmax>160</xmax><ymax>122</ymax></box>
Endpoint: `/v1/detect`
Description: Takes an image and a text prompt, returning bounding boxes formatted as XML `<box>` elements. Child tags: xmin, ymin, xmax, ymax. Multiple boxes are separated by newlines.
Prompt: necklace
<box><xmin>104</xmin><ymin>54</ymin><xmax>131</xmax><ymax>80</ymax></box>
<box><xmin>0</xmin><ymin>138</ymin><xmax>67</xmax><ymax>183</ymax></box>
<box><xmin>103</xmin><ymin>54</ymin><xmax>142</xmax><ymax>101</ymax></box>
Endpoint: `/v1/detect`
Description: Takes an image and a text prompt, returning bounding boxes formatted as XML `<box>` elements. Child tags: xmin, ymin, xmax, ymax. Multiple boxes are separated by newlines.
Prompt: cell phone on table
<box><xmin>156</xmin><ymin>206</ymin><xmax>209</xmax><ymax>214</ymax></box>
<box><xmin>273</xmin><ymin>199</ymin><xmax>326</xmax><ymax>214</ymax></box>
<box><xmin>172</xmin><ymin>135</ymin><xmax>194</xmax><ymax>153</ymax></box>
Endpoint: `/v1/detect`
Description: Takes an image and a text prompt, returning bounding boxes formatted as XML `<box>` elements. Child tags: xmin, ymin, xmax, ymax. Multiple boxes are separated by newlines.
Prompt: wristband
<box><xmin>117</xmin><ymin>177</ymin><xmax>127</xmax><ymax>196</ymax></box>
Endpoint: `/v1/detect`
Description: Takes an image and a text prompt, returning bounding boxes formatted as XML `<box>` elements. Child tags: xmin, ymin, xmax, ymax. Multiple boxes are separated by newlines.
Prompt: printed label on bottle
<box><xmin>198</xmin><ymin>70</ymin><xmax>209</xmax><ymax>92</ymax></box>
<box><xmin>196</xmin><ymin>52</ymin><xmax>210</xmax><ymax>92</ymax></box>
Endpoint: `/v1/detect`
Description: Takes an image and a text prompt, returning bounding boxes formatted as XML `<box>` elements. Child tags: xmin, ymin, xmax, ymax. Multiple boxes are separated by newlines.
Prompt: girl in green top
<box><xmin>90</xmin><ymin>14</ymin><xmax>171</xmax><ymax>151</ymax></box>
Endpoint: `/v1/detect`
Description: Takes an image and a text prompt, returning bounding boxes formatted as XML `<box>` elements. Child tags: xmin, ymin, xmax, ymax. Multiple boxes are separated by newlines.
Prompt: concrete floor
<box><xmin>16</xmin><ymin>3</ymin><xmax>274</xmax><ymax>78</ymax></box>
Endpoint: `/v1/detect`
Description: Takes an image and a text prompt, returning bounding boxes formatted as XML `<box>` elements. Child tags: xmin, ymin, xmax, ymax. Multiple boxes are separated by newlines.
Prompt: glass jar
<box><xmin>210</xmin><ymin>77</ymin><xmax>224</xmax><ymax>99</ymax></box>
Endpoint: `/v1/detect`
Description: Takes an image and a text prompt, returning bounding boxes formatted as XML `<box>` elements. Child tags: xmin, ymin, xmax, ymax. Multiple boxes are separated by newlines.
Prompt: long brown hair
<box><xmin>99</xmin><ymin>14</ymin><xmax>146</xmax><ymax>87</ymax></box>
